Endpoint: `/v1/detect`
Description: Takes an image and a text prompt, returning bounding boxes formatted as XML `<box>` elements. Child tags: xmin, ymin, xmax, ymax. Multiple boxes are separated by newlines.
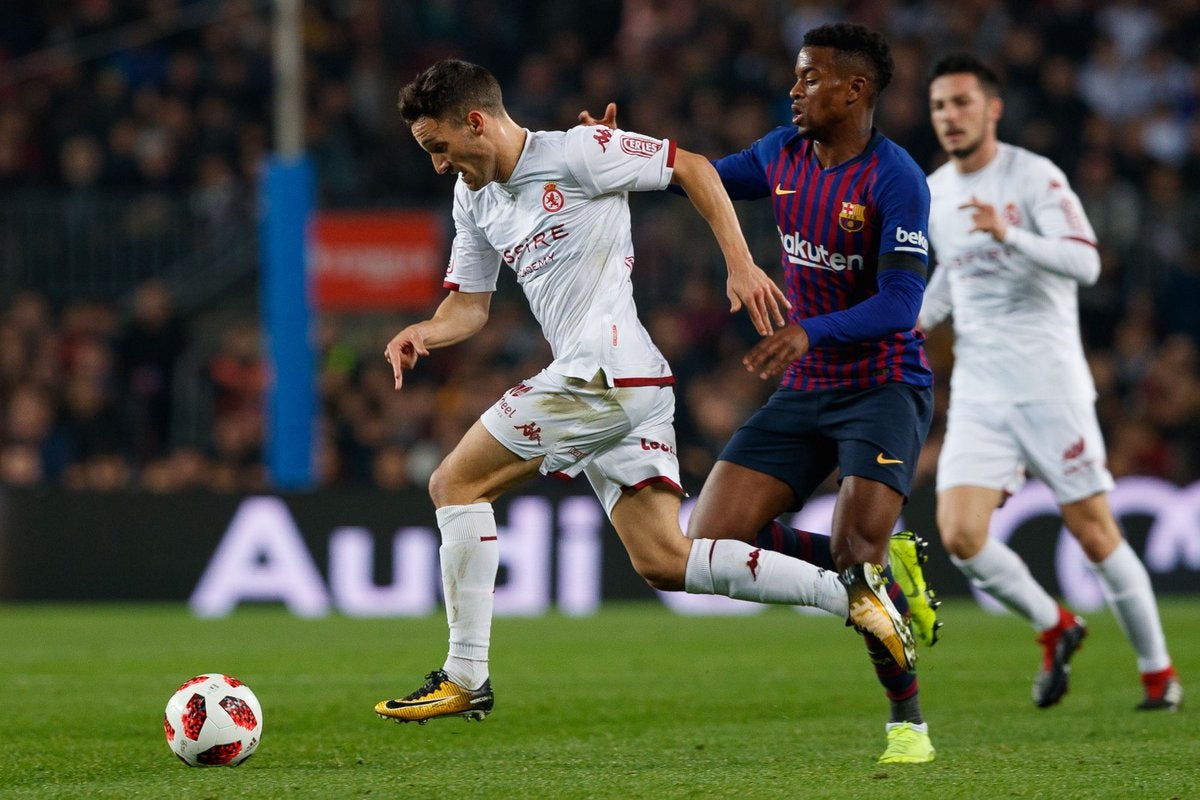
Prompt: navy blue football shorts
<box><xmin>716</xmin><ymin>381</ymin><xmax>933</xmax><ymax>508</ymax></box>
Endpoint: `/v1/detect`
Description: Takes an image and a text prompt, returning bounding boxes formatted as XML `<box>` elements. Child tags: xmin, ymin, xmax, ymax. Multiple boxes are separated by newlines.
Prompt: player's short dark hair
<box><xmin>398</xmin><ymin>59</ymin><xmax>505</xmax><ymax>125</ymax></box>
<box><xmin>802</xmin><ymin>23</ymin><xmax>894</xmax><ymax>95</ymax></box>
<box><xmin>929</xmin><ymin>52</ymin><xmax>1002</xmax><ymax>96</ymax></box>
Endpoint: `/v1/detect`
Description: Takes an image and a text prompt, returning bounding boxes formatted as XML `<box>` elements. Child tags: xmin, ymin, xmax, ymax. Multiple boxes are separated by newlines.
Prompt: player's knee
<box><xmin>937</xmin><ymin>521</ymin><xmax>982</xmax><ymax>561</ymax></box>
<box><xmin>1068</xmin><ymin>518</ymin><xmax>1121</xmax><ymax>561</ymax></box>
<box><xmin>631</xmin><ymin>553</ymin><xmax>686</xmax><ymax>592</ymax></box>
<box><xmin>427</xmin><ymin>461</ymin><xmax>457</xmax><ymax>507</ymax></box>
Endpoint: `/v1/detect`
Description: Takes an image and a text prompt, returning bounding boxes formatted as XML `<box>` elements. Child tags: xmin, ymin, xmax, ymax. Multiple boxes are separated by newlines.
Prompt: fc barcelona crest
<box><xmin>838</xmin><ymin>201</ymin><xmax>865</xmax><ymax>232</ymax></box>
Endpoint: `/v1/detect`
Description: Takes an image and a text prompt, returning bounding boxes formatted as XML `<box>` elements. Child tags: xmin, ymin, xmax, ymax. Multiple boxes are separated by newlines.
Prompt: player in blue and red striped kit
<box><xmin>585</xmin><ymin>22</ymin><xmax>938</xmax><ymax>763</ymax></box>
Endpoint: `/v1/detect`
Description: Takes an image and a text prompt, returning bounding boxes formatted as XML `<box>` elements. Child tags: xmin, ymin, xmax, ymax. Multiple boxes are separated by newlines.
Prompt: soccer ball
<box><xmin>163</xmin><ymin>673</ymin><xmax>263</xmax><ymax>766</ymax></box>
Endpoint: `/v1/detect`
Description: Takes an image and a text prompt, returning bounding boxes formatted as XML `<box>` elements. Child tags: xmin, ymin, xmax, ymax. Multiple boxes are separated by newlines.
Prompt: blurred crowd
<box><xmin>1</xmin><ymin>0</ymin><xmax>1199</xmax><ymax>493</ymax></box>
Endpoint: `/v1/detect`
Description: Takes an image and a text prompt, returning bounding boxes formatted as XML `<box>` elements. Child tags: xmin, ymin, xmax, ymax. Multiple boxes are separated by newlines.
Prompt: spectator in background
<box><xmin>114</xmin><ymin>279</ymin><xmax>187</xmax><ymax>466</ymax></box>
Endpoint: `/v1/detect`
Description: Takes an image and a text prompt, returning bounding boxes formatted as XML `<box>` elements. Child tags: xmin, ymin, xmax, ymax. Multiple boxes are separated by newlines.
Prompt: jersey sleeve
<box><xmin>872</xmin><ymin>156</ymin><xmax>931</xmax><ymax>266</ymax></box>
<box><xmin>1002</xmin><ymin>155</ymin><xmax>1101</xmax><ymax>285</ymax></box>
<box><xmin>1025</xmin><ymin>157</ymin><xmax>1097</xmax><ymax>245</ymax></box>
<box><xmin>565</xmin><ymin>125</ymin><xmax>676</xmax><ymax>197</ymax></box>
<box><xmin>443</xmin><ymin>182</ymin><xmax>500</xmax><ymax>293</ymax></box>
<box><xmin>710</xmin><ymin>129</ymin><xmax>786</xmax><ymax>201</ymax></box>
<box><xmin>919</xmin><ymin>260</ymin><xmax>952</xmax><ymax>330</ymax></box>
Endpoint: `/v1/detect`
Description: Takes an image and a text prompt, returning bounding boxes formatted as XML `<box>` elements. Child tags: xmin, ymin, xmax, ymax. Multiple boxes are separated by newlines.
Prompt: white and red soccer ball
<box><xmin>164</xmin><ymin>673</ymin><xmax>262</xmax><ymax>766</ymax></box>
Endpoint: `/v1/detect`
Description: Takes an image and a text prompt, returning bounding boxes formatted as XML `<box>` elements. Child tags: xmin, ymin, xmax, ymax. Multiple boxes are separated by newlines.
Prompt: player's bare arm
<box><xmin>671</xmin><ymin>149</ymin><xmax>790</xmax><ymax>336</ymax></box>
<box><xmin>384</xmin><ymin>290</ymin><xmax>492</xmax><ymax>390</ymax></box>
<box><xmin>960</xmin><ymin>194</ymin><xmax>1007</xmax><ymax>242</ymax></box>
<box><xmin>742</xmin><ymin>324</ymin><xmax>811</xmax><ymax>380</ymax></box>
<box><xmin>580</xmin><ymin>103</ymin><xmax>789</xmax><ymax>335</ymax></box>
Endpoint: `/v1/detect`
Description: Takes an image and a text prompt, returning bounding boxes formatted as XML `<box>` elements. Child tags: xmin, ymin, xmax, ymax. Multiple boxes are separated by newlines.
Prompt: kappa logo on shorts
<box><xmin>514</xmin><ymin>422</ymin><xmax>542</xmax><ymax>444</ymax></box>
<box><xmin>876</xmin><ymin>452</ymin><xmax>904</xmax><ymax>465</ymax></box>
<box><xmin>1062</xmin><ymin>437</ymin><xmax>1085</xmax><ymax>460</ymax></box>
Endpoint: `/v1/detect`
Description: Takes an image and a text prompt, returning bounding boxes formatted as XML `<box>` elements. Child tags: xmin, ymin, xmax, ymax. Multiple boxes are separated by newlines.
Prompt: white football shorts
<box><xmin>937</xmin><ymin>398</ymin><xmax>1115</xmax><ymax>505</ymax></box>
<box><xmin>480</xmin><ymin>368</ymin><xmax>683</xmax><ymax>515</ymax></box>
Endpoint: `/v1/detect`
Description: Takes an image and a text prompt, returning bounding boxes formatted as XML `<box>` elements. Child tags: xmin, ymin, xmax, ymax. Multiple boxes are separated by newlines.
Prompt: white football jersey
<box><xmin>923</xmin><ymin>142</ymin><xmax>1098</xmax><ymax>402</ymax></box>
<box><xmin>445</xmin><ymin>125</ymin><xmax>677</xmax><ymax>386</ymax></box>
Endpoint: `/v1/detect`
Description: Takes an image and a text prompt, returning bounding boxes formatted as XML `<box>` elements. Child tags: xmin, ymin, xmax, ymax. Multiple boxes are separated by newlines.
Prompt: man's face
<box><xmin>411</xmin><ymin>114</ymin><xmax>495</xmax><ymax>191</ymax></box>
<box><xmin>789</xmin><ymin>46</ymin><xmax>848</xmax><ymax>140</ymax></box>
<box><xmin>928</xmin><ymin>72</ymin><xmax>998</xmax><ymax>160</ymax></box>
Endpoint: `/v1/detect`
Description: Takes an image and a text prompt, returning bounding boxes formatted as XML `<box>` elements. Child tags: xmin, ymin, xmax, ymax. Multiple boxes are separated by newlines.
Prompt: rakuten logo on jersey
<box><xmin>894</xmin><ymin>225</ymin><xmax>929</xmax><ymax>255</ymax></box>
<box><xmin>778</xmin><ymin>228</ymin><xmax>864</xmax><ymax>271</ymax></box>
<box><xmin>503</xmin><ymin>223</ymin><xmax>569</xmax><ymax>265</ymax></box>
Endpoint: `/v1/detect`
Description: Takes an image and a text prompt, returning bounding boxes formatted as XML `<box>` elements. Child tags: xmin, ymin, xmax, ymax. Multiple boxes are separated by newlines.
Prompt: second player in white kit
<box><xmin>921</xmin><ymin>53</ymin><xmax>1180</xmax><ymax>711</ymax></box>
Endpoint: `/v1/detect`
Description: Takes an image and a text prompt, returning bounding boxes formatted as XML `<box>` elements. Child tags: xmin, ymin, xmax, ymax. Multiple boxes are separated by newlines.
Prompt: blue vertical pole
<box><xmin>259</xmin><ymin>154</ymin><xmax>315</xmax><ymax>489</ymax></box>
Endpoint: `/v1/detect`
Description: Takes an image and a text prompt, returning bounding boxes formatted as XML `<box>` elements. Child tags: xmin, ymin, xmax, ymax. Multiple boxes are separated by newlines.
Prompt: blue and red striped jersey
<box><xmin>714</xmin><ymin>126</ymin><xmax>933</xmax><ymax>390</ymax></box>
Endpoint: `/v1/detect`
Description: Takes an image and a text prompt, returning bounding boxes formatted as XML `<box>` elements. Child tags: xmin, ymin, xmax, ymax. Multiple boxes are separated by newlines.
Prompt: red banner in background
<box><xmin>310</xmin><ymin>211</ymin><xmax>445</xmax><ymax>310</ymax></box>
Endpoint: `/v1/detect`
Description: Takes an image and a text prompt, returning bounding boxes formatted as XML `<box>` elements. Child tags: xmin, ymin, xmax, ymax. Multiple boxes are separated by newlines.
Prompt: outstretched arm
<box><xmin>579</xmin><ymin>102</ymin><xmax>786</xmax><ymax>333</ymax></box>
<box><xmin>384</xmin><ymin>290</ymin><xmax>492</xmax><ymax>390</ymax></box>
<box><xmin>670</xmin><ymin>149</ymin><xmax>789</xmax><ymax>336</ymax></box>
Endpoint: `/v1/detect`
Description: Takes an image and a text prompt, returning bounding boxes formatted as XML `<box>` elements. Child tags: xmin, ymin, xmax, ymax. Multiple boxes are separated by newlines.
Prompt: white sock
<box><xmin>1091</xmin><ymin>540</ymin><xmax>1172</xmax><ymax>673</ymax></box>
<box><xmin>684</xmin><ymin>539</ymin><xmax>848</xmax><ymax>617</ymax></box>
<box><xmin>886</xmin><ymin>721</ymin><xmax>929</xmax><ymax>733</ymax></box>
<box><xmin>952</xmin><ymin>538</ymin><xmax>1060</xmax><ymax>631</ymax></box>
<box><xmin>435</xmin><ymin>503</ymin><xmax>499</xmax><ymax>690</ymax></box>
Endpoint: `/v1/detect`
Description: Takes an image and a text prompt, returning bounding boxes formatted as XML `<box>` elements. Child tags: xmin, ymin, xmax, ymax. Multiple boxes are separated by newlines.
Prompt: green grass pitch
<box><xmin>0</xmin><ymin>599</ymin><xmax>1194</xmax><ymax>799</ymax></box>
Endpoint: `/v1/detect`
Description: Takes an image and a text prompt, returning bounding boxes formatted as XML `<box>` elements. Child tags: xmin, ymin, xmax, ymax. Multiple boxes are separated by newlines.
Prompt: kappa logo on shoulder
<box><xmin>593</xmin><ymin>128</ymin><xmax>612</xmax><ymax>152</ymax></box>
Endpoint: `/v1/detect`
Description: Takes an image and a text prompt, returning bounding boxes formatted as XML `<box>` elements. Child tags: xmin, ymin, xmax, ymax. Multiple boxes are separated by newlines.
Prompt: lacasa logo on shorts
<box><xmin>620</xmin><ymin>135</ymin><xmax>662</xmax><ymax>158</ymax></box>
<box><xmin>640</xmin><ymin>438</ymin><xmax>674</xmax><ymax>454</ymax></box>
<box><xmin>778</xmin><ymin>227</ymin><xmax>864</xmax><ymax>271</ymax></box>
<box><xmin>894</xmin><ymin>225</ymin><xmax>929</xmax><ymax>255</ymax></box>
<box><xmin>503</xmin><ymin>224</ymin><xmax>569</xmax><ymax>265</ymax></box>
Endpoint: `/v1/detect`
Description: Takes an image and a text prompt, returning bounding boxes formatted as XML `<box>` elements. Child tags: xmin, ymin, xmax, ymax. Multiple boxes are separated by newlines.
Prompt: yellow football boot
<box><xmin>888</xmin><ymin>531</ymin><xmax>943</xmax><ymax>647</ymax></box>
<box><xmin>375</xmin><ymin>670</ymin><xmax>494</xmax><ymax>723</ymax></box>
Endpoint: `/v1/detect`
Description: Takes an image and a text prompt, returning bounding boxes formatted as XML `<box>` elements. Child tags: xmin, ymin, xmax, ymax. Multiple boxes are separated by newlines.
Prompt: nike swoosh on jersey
<box><xmin>876</xmin><ymin>453</ymin><xmax>904</xmax><ymax>465</ymax></box>
<box><xmin>775</xmin><ymin>184</ymin><xmax>797</xmax><ymax>195</ymax></box>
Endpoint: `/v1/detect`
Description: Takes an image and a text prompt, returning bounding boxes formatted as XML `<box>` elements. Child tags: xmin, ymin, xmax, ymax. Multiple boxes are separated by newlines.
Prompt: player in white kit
<box><xmin>374</xmin><ymin>60</ymin><xmax>916</xmax><ymax>724</ymax></box>
<box><xmin>922</xmin><ymin>53</ymin><xmax>1181</xmax><ymax>710</ymax></box>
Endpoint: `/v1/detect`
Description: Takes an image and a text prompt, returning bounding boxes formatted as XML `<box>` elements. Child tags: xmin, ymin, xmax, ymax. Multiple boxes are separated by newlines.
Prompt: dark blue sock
<box><xmin>865</xmin><ymin>565</ymin><xmax>922</xmax><ymax>723</ymax></box>
<box><xmin>752</xmin><ymin>520</ymin><xmax>835</xmax><ymax>570</ymax></box>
